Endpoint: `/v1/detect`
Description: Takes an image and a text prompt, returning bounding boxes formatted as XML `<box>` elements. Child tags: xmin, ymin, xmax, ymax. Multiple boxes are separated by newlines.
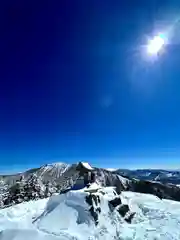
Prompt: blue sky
<box><xmin>1</xmin><ymin>0</ymin><xmax>180</xmax><ymax>172</ymax></box>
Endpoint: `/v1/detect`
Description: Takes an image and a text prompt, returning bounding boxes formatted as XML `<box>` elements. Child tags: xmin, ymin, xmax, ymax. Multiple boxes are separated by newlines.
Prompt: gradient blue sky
<box><xmin>1</xmin><ymin>0</ymin><xmax>180</xmax><ymax>173</ymax></box>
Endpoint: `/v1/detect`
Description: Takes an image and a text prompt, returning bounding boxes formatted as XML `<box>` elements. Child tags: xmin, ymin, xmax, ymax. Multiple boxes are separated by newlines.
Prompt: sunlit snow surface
<box><xmin>0</xmin><ymin>189</ymin><xmax>180</xmax><ymax>240</ymax></box>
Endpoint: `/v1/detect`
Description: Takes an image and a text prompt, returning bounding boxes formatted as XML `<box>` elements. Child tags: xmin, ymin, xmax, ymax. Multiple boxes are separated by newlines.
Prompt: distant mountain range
<box><xmin>114</xmin><ymin>169</ymin><xmax>180</xmax><ymax>185</ymax></box>
<box><xmin>1</xmin><ymin>162</ymin><xmax>180</xmax><ymax>209</ymax></box>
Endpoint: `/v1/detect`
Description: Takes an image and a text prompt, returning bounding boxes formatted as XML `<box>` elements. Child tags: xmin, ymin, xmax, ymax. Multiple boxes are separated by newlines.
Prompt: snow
<box><xmin>80</xmin><ymin>162</ymin><xmax>94</xmax><ymax>171</ymax></box>
<box><xmin>120</xmin><ymin>191</ymin><xmax>180</xmax><ymax>239</ymax></box>
<box><xmin>39</xmin><ymin>163</ymin><xmax>70</xmax><ymax>179</ymax></box>
<box><xmin>106</xmin><ymin>168</ymin><xmax>116</xmax><ymax>172</ymax></box>
<box><xmin>1</xmin><ymin>188</ymin><xmax>180</xmax><ymax>239</ymax></box>
<box><xmin>0</xmin><ymin>198</ymin><xmax>48</xmax><ymax>231</ymax></box>
<box><xmin>83</xmin><ymin>182</ymin><xmax>101</xmax><ymax>190</ymax></box>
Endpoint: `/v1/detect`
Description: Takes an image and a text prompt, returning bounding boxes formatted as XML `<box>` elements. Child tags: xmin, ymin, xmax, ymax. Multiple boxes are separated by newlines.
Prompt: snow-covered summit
<box><xmin>1</xmin><ymin>186</ymin><xmax>180</xmax><ymax>239</ymax></box>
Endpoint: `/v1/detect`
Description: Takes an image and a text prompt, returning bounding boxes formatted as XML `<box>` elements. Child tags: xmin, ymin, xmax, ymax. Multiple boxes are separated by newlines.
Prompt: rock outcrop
<box><xmin>84</xmin><ymin>187</ymin><xmax>135</xmax><ymax>226</ymax></box>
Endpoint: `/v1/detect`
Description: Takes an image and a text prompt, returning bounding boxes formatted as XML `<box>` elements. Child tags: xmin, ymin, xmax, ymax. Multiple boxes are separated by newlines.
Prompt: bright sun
<box><xmin>147</xmin><ymin>35</ymin><xmax>165</xmax><ymax>55</ymax></box>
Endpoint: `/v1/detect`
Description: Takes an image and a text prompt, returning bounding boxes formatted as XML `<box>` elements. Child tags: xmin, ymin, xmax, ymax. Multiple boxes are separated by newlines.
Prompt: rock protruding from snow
<box><xmin>117</xmin><ymin>204</ymin><xmax>129</xmax><ymax>217</ymax></box>
<box><xmin>108</xmin><ymin>197</ymin><xmax>122</xmax><ymax>208</ymax></box>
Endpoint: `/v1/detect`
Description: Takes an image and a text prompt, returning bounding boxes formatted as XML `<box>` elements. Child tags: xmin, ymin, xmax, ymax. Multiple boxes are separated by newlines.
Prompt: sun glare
<box><xmin>147</xmin><ymin>35</ymin><xmax>165</xmax><ymax>55</ymax></box>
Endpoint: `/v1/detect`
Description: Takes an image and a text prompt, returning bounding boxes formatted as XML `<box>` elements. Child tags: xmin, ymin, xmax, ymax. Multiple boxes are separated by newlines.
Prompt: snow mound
<box><xmin>33</xmin><ymin>186</ymin><xmax>128</xmax><ymax>239</ymax></box>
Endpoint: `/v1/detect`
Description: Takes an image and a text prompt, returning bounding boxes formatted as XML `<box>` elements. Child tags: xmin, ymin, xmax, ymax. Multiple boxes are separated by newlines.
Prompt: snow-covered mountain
<box><xmin>0</xmin><ymin>185</ymin><xmax>180</xmax><ymax>240</ymax></box>
<box><xmin>0</xmin><ymin>162</ymin><xmax>70</xmax><ymax>186</ymax></box>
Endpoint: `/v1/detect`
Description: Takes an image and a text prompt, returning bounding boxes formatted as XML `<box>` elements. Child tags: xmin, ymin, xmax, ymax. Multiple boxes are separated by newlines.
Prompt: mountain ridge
<box><xmin>1</xmin><ymin>161</ymin><xmax>180</xmax><ymax>209</ymax></box>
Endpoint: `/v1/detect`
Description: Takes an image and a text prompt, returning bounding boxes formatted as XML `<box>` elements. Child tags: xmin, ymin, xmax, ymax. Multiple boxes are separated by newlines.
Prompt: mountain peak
<box><xmin>38</xmin><ymin>162</ymin><xmax>70</xmax><ymax>179</ymax></box>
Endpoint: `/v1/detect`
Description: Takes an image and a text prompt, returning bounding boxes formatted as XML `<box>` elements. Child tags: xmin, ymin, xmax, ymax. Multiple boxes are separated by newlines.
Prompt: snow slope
<box><xmin>0</xmin><ymin>198</ymin><xmax>48</xmax><ymax>232</ymax></box>
<box><xmin>1</xmin><ymin>187</ymin><xmax>180</xmax><ymax>239</ymax></box>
